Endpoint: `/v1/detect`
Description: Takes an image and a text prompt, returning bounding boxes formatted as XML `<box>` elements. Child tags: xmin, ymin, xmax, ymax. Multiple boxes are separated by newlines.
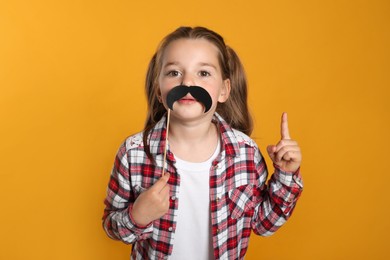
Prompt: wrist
<box><xmin>273</xmin><ymin>163</ymin><xmax>300</xmax><ymax>174</ymax></box>
<box><xmin>129</xmin><ymin>204</ymin><xmax>152</xmax><ymax>228</ymax></box>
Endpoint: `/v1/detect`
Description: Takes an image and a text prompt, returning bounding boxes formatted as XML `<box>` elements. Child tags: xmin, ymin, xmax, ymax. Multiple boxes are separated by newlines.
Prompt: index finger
<box><xmin>281</xmin><ymin>112</ymin><xmax>291</xmax><ymax>140</ymax></box>
<box><xmin>150</xmin><ymin>174</ymin><xmax>170</xmax><ymax>193</ymax></box>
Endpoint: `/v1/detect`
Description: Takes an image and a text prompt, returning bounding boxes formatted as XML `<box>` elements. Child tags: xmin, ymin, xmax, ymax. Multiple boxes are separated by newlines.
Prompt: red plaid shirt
<box><xmin>103</xmin><ymin>113</ymin><xmax>303</xmax><ymax>259</ymax></box>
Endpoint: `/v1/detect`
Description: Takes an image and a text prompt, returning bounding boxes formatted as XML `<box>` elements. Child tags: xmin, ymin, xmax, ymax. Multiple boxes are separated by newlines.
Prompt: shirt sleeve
<box><xmin>102</xmin><ymin>141</ymin><xmax>153</xmax><ymax>244</ymax></box>
<box><xmin>251</xmin><ymin>147</ymin><xmax>303</xmax><ymax>236</ymax></box>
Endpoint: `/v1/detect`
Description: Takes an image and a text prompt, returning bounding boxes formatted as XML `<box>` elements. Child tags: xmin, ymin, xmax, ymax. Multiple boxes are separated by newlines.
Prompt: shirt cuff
<box><xmin>124</xmin><ymin>204</ymin><xmax>153</xmax><ymax>237</ymax></box>
<box><xmin>273</xmin><ymin>163</ymin><xmax>303</xmax><ymax>188</ymax></box>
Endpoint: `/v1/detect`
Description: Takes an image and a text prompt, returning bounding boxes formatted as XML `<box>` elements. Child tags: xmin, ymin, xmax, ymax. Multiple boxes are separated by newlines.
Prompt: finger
<box><xmin>281</xmin><ymin>112</ymin><xmax>291</xmax><ymax>140</ymax></box>
<box><xmin>281</xmin><ymin>151</ymin><xmax>294</xmax><ymax>162</ymax></box>
<box><xmin>274</xmin><ymin>139</ymin><xmax>298</xmax><ymax>153</ymax></box>
<box><xmin>159</xmin><ymin>185</ymin><xmax>170</xmax><ymax>212</ymax></box>
<box><xmin>282</xmin><ymin>150</ymin><xmax>302</xmax><ymax>162</ymax></box>
<box><xmin>160</xmin><ymin>184</ymin><xmax>170</xmax><ymax>201</ymax></box>
<box><xmin>160</xmin><ymin>181</ymin><xmax>170</xmax><ymax>195</ymax></box>
<box><xmin>150</xmin><ymin>173</ymin><xmax>170</xmax><ymax>192</ymax></box>
<box><xmin>275</xmin><ymin>146</ymin><xmax>301</xmax><ymax>162</ymax></box>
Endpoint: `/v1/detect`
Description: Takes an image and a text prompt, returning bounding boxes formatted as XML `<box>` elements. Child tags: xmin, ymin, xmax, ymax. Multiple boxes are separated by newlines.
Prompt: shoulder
<box><xmin>115</xmin><ymin>132</ymin><xmax>145</xmax><ymax>157</ymax></box>
<box><xmin>122</xmin><ymin>132</ymin><xmax>144</xmax><ymax>151</ymax></box>
<box><xmin>215</xmin><ymin>112</ymin><xmax>260</xmax><ymax>155</ymax></box>
<box><xmin>230</xmin><ymin>128</ymin><xmax>264</xmax><ymax>163</ymax></box>
<box><xmin>118</xmin><ymin>116</ymin><xmax>166</xmax><ymax>157</ymax></box>
<box><xmin>114</xmin><ymin>132</ymin><xmax>145</xmax><ymax>166</ymax></box>
<box><xmin>124</xmin><ymin>132</ymin><xmax>144</xmax><ymax>150</ymax></box>
<box><xmin>231</xmin><ymin>128</ymin><xmax>258</xmax><ymax>149</ymax></box>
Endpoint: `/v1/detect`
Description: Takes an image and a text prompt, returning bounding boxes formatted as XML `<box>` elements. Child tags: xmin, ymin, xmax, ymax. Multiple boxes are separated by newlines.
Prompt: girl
<box><xmin>103</xmin><ymin>26</ymin><xmax>303</xmax><ymax>260</ymax></box>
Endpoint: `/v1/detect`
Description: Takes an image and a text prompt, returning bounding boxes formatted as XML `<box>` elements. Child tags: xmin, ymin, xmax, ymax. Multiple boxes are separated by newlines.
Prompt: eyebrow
<box><xmin>163</xmin><ymin>62</ymin><xmax>179</xmax><ymax>68</ymax></box>
<box><xmin>198</xmin><ymin>62</ymin><xmax>217</xmax><ymax>70</ymax></box>
<box><xmin>163</xmin><ymin>61</ymin><xmax>218</xmax><ymax>70</ymax></box>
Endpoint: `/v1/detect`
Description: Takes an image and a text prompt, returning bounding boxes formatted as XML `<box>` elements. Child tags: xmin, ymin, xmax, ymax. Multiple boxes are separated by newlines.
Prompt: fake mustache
<box><xmin>166</xmin><ymin>85</ymin><xmax>212</xmax><ymax>113</ymax></box>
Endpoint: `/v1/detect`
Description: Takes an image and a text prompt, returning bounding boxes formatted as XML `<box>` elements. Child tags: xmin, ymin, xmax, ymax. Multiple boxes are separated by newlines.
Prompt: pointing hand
<box><xmin>266</xmin><ymin>113</ymin><xmax>302</xmax><ymax>172</ymax></box>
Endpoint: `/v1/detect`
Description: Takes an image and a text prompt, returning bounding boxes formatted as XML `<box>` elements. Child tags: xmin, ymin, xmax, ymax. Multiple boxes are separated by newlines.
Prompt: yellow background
<box><xmin>1</xmin><ymin>0</ymin><xmax>389</xmax><ymax>259</ymax></box>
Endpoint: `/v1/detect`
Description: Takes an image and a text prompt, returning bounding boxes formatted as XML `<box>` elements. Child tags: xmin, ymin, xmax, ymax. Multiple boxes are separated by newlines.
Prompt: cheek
<box><xmin>158</xmin><ymin>87</ymin><xmax>168</xmax><ymax>104</ymax></box>
<box><xmin>159</xmin><ymin>76</ymin><xmax>179</xmax><ymax>91</ymax></box>
<box><xmin>209</xmin><ymin>89</ymin><xmax>219</xmax><ymax>100</ymax></box>
<box><xmin>158</xmin><ymin>85</ymin><xmax>175</xmax><ymax>106</ymax></box>
<box><xmin>157</xmin><ymin>79</ymin><xmax>170</xmax><ymax>96</ymax></box>
<box><xmin>204</xmin><ymin>85</ymin><xmax>223</xmax><ymax>102</ymax></box>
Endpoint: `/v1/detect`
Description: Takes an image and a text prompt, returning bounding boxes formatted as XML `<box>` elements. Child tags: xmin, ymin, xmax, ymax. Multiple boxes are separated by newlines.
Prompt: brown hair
<box><xmin>143</xmin><ymin>26</ymin><xmax>253</xmax><ymax>160</ymax></box>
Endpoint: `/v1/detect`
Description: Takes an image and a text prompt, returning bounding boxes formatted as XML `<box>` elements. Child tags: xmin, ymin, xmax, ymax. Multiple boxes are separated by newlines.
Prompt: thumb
<box><xmin>150</xmin><ymin>173</ymin><xmax>170</xmax><ymax>193</ymax></box>
<box><xmin>267</xmin><ymin>145</ymin><xmax>276</xmax><ymax>161</ymax></box>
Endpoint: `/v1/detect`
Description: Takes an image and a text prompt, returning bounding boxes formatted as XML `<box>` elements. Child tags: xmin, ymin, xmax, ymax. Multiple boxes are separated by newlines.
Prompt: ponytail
<box><xmin>216</xmin><ymin>46</ymin><xmax>253</xmax><ymax>136</ymax></box>
<box><xmin>143</xmin><ymin>53</ymin><xmax>165</xmax><ymax>163</ymax></box>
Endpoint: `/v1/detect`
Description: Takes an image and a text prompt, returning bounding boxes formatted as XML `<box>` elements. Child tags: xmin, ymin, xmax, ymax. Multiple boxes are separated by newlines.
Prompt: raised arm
<box><xmin>252</xmin><ymin>112</ymin><xmax>303</xmax><ymax>236</ymax></box>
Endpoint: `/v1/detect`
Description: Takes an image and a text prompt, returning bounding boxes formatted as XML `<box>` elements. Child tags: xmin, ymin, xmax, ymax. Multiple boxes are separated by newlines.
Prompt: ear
<box><xmin>156</xmin><ymin>87</ymin><xmax>163</xmax><ymax>103</ymax></box>
<box><xmin>218</xmin><ymin>78</ymin><xmax>231</xmax><ymax>103</ymax></box>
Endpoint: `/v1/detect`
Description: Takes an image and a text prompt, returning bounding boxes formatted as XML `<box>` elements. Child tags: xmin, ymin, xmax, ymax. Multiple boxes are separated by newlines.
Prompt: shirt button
<box><xmin>216</xmin><ymin>197</ymin><xmax>220</xmax><ymax>202</ymax></box>
<box><xmin>216</xmin><ymin>228</ymin><xmax>220</xmax><ymax>233</ymax></box>
<box><xmin>168</xmin><ymin>227</ymin><xmax>173</xmax><ymax>232</ymax></box>
<box><xmin>171</xmin><ymin>195</ymin><xmax>176</xmax><ymax>201</ymax></box>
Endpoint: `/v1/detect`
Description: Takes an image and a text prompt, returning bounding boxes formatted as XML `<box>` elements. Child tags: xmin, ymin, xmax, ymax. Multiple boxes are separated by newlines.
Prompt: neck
<box><xmin>167</xmin><ymin>113</ymin><xmax>219</xmax><ymax>162</ymax></box>
<box><xmin>169</xmin><ymin>116</ymin><xmax>214</xmax><ymax>143</ymax></box>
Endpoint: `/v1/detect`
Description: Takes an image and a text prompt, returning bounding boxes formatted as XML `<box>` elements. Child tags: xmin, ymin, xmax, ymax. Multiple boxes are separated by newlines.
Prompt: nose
<box><xmin>181</xmin><ymin>73</ymin><xmax>195</xmax><ymax>87</ymax></box>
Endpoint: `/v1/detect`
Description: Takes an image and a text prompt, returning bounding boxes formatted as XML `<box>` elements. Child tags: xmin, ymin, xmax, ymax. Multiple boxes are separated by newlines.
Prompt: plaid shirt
<box><xmin>103</xmin><ymin>113</ymin><xmax>303</xmax><ymax>260</ymax></box>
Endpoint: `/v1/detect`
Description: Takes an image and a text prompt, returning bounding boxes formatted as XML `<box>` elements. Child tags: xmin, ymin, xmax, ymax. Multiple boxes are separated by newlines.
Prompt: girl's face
<box><xmin>158</xmin><ymin>38</ymin><xmax>230</xmax><ymax>121</ymax></box>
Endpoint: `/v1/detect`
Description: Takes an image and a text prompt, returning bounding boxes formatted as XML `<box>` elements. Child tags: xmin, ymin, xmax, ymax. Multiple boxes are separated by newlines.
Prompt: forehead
<box><xmin>162</xmin><ymin>38</ymin><xmax>221</xmax><ymax>65</ymax></box>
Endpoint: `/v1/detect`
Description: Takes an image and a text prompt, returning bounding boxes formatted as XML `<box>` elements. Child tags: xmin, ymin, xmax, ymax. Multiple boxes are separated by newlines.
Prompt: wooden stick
<box><xmin>162</xmin><ymin>109</ymin><xmax>171</xmax><ymax>176</ymax></box>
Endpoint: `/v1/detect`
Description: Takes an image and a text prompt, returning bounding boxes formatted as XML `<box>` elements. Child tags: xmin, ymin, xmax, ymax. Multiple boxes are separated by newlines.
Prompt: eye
<box><xmin>199</xmin><ymin>70</ymin><xmax>211</xmax><ymax>77</ymax></box>
<box><xmin>166</xmin><ymin>70</ymin><xmax>181</xmax><ymax>77</ymax></box>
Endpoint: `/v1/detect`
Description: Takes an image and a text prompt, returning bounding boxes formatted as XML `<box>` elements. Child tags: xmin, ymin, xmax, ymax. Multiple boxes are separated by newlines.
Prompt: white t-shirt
<box><xmin>170</xmin><ymin>141</ymin><xmax>220</xmax><ymax>260</ymax></box>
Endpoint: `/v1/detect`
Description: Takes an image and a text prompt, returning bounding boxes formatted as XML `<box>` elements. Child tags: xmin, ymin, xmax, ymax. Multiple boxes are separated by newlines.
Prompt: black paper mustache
<box><xmin>166</xmin><ymin>85</ymin><xmax>212</xmax><ymax>113</ymax></box>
